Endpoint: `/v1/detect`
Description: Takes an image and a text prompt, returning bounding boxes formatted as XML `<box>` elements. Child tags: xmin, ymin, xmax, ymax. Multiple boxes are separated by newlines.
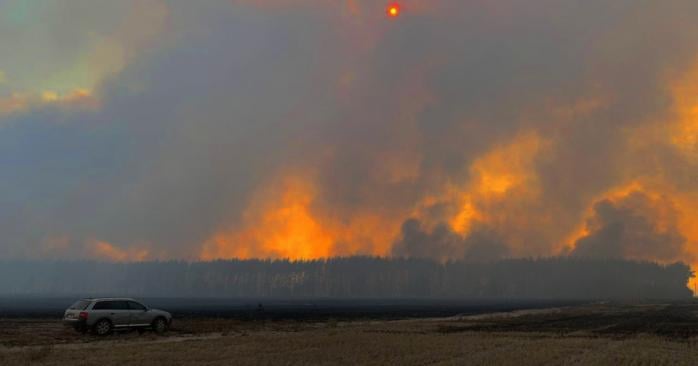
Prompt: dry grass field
<box><xmin>2</xmin><ymin>303</ymin><xmax>698</xmax><ymax>365</ymax></box>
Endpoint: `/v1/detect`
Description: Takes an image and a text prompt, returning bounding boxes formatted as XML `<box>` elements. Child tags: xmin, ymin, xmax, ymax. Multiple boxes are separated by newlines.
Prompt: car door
<box><xmin>110</xmin><ymin>301</ymin><xmax>132</xmax><ymax>327</ymax></box>
<box><xmin>94</xmin><ymin>300</ymin><xmax>130</xmax><ymax>327</ymax></box>
<box><xmin>127</xmin><ymin>301</ymin><xmax>150</xmax><ymax>326</ymax></box>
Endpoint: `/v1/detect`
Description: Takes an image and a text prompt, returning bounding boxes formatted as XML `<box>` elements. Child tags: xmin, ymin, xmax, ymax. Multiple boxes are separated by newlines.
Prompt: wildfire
<box><xmin>200</xmin><ymin>173</ymin><xmax>402</xmax><ymax>260</ymax></box>
<box><xmin>565</xmin><ymin>177</ymin><xmax>698</xmax><ymax>290</ymax></box>
<box><xmin>669</xmin><ymin>63</ymin><xmax>698</xmax><ymax>160</ymax></box>
<box><xmin>89</xmin><ymin>240</ymin><xmax>150</xmax><ymax>262</ymax></box>
<box><xmin>447</xmin><ymin>133</ymin><xmax>546</xmax><ymax>236</ymax></box>
<box><xmin>199</xmin><ymin>56</ymin><xmax>698</xmax><ymax>298</ymax></box>
<box><xmin>201</xmin><ymin>176</ymin><xmax>333</xmax><ymax>260</ymax></box>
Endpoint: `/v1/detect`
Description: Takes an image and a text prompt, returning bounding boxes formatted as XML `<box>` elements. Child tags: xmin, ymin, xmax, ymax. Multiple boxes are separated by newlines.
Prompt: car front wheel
<box><xmin>153</xmin><ymin>318</ymin><xmax>168</xmax><ymax>334</ymax></box>
<box><xmin>93</xmin><ymin>319</ymin><xmax>112</xmax><ymax>336</ymax></box>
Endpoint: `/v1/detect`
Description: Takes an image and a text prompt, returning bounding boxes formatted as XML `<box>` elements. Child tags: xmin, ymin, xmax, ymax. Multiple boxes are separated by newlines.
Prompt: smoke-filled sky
<box><xmin>2</xmin><ymin>1</ymin><xmax>698</xmax><ymax>271</ymax></box>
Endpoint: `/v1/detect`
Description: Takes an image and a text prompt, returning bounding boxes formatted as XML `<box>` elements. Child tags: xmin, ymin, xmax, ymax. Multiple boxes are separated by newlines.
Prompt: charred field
<box><xmin>2</xmin><ymin>300</ymin><xmax>698</xmax><ymax>365</ymax></box>
<box><xmin>0</xmin><ymin>297</ymin><xmax>585</xmax><ymax>320</ymax></box>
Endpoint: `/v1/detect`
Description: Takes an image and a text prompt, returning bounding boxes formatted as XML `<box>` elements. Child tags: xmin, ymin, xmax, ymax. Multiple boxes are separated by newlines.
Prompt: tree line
<box><xmin>0</xmin><ymin>257</ymin><xmax>692</xmax><ymax>299</ymax></box>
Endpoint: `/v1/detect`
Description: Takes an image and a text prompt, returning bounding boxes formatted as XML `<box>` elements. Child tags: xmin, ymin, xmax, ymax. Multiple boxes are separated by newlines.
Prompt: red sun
<box><xmin>387</xmin><ymin>3</ymin><xmax>401</xmax><ymax>18</ymax></box>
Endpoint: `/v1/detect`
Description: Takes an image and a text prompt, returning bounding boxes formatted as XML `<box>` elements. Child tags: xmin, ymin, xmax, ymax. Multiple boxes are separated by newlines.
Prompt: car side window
<box><xmin>92</xmin><ymin>301</ymin><xmax>111</xmax><ymax>310</ymax></box>
<box><xmin>111</xmin><ymin>301</ymin><xmax>130</xmax><ymax>310</ymax></box>
<box><xmin>128</xmin><ymin>301</ymin><xmax>147</xmax><ymax>311</ymax></box>
<box><xmin>92</xmin><ymin>301</ymin><xmax>131</xmax><ymax>310</ymax></box>
<box><xmin>69</xmin><ymin>300</ymin><xmax>91</xmax><ymax>310</ymax></box>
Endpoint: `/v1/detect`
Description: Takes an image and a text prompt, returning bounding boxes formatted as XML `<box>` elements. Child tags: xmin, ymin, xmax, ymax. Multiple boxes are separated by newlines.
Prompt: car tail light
<box><xmin>79</xmin><ymin>312</ymin><xmax>88</xmax><ymax>320</ymax></box>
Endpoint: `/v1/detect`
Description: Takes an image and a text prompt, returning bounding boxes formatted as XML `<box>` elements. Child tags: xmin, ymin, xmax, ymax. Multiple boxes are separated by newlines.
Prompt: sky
<box><xmin>2</xmin><ymin>0</ymin><xmax>698</xmax><ymax>275</ymax></box>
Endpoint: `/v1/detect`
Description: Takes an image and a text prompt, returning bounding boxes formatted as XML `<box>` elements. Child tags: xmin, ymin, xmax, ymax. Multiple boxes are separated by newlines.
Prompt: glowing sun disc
<box><xmin>387</xmin><ymin>4</ymin><xmax>401</xmax><ymax>18</ymax></box>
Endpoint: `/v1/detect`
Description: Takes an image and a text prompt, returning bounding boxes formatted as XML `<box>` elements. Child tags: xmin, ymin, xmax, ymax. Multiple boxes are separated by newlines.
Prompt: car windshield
<box><xmin>68</xmin><ymin>300</ymin><xmax>91</xmax><ymax>310</ymax></box>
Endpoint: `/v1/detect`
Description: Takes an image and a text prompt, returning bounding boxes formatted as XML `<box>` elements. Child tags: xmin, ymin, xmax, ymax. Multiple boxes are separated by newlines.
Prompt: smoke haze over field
<box><xmin>2</xmin><ymin>0</ymin><xmax>698</xmax><ymax>283</ymax></box>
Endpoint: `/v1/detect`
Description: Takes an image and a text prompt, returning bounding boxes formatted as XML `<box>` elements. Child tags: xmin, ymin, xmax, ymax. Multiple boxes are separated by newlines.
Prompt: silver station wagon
<box><xmin>63</xmin><ymin>298</ymin><xmax>172</xmax><ymax>336</ymax></box>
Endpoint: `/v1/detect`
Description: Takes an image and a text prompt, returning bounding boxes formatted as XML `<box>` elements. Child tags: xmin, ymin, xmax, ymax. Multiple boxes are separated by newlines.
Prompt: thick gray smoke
<box><xmin>392</xmin><ymin>219</ymin><xmax>509</xmax><ymax>262</ymax></box>
<box><xmin>2</xmin><ymin>0</ymin><xmax>698</xmax><ymax>264</ymax></box>
<box><xmin>571</xmin><ymin>192</ymin><xmax>687</xmax><ymax>261</ymax></box>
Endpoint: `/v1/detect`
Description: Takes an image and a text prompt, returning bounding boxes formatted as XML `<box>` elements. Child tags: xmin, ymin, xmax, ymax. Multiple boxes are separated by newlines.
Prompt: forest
<box><xmin>0</xmin><ymin>257</ymin><xmax>692</xmax><ymax>299</ymax></box>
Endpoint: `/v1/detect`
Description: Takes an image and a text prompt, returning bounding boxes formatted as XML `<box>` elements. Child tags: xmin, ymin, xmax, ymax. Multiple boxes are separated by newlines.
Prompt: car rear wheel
<box><xmin>153</xmin><ymin>317</ymin><xmax>168</xmax><ymax>334</ymax></box>
<box><xmin>93</xmin><ymin>319</ymin><xmax>112</xmax><ymax>336</ymax></box>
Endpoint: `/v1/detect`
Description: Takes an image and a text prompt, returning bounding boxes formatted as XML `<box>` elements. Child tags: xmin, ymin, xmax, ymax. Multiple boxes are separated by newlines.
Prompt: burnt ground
<box><xmin>1</xmin><ymin>301</ymin><xmax>698</xmax><ymax>349</ymax></box>
<box><xmin>437</xmin><ymin>302</ymin><xmax>698</xmax><ymax>339</ymax></box>
<box><xmin>0</xmin><ymin>297</ymin><xmax>583</xmax><ymax>320</ymax></box>
<box><xmin>2</xmin><ymin>302</ymin><xmax>698</xmax><ymax>365</ymax></box>
<box><xmin>0</xmin><ymin>317</ymin><xmax>318</xmax><ymax>348</ymax></box>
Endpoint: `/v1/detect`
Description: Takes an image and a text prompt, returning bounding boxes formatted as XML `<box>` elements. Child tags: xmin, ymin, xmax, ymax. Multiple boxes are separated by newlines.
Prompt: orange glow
<box><xmin>450</xmin><ymin>199</ymin><xmax>480</xmax><ymax>235</ymax></box>
<box><xmin>402</xmin><ymin>131</ymin><xmax>550</xmax><ymax>257</ymax></box>
<box><xmin>196</xmin><ymin>51</ymin><xmax>698</xmax><ymax>293</ymax></box>
<box><xmin>665</xmin><ymin>63</ymin><xmax>698</xmax><ymax>292</ymax></box>
<box><xmin>448</xmin><ymin>133</ymin><xmax>546</xmax><ymax>236</ymax></box>
<box><xmin>0</xmin><ymin>93</ymin><xmax>29</xmax><ymax>116</ymax></box>
<box><xmin>562</xmin><ymin>224</ymin><xmax>591</xmax><ymax>253</ymax></box>
<box><xmin>669</xmin><ymin>63</ymin><xmax>698</xmax><ymax>160</ymax></box>
<box><xmin>563</xmin><ymin>181</ymin><xmax>645</xmax><ymax>252</ymax></box>
<box><xmin>43</xmin><ymin>88</ymin><xmax>98</xmax><ymax>108</ymax></box>
<box><xmin>203</xmin><ymin>176</ymin><xmax>334</xmax><ymax>260</ymax></box>
<box><xmin>200</xmin><ymin>174</ymin><xmax>402</xmax><ymax>260</ymax></box>
<box><xmin>618</xmin><ymin>61</ymin><xmax>698</xmax><ymax>293</ymax></box>
<box><xmin>387</xmin><ymin>3</ymin><xmax>401</xmax><ymax>18</ymax></box>
<box><xmin>471</xmin><ymin>133</ymin><xmax>544</xmax><ymax>197</ymax></box>
<box><xmin>88</xmin><ymin>240</ymin><xmax>150</xmax><ymax>262</ymax></box>
<box><xmin>566</xmin><ymin>179</ymin><xmax>698</xmax><ymax>293</ymax></box>
<box><xmin>0</xmin><ymin>88</ymin><xmax>98</xmax><ymax>117</ymax></box>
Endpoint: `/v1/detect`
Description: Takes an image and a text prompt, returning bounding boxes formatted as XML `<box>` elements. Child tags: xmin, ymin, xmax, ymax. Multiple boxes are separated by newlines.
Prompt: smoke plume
<box><xmin>1</xmin><ymin>0</ymin><xmax>698</xmax><ymax>290</ymax></box>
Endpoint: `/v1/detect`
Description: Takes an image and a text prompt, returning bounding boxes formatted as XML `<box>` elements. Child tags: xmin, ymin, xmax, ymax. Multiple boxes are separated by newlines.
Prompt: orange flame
<box><xmin>201</xmin><ymin>176</ymin><xmax>332</xmax><ymax>259</ymax></box>
<box><xmin>200</xmin><ymin>174</ymin><xmax>402</xmax><ymax>260</ymax></box>
<box><xmin>438</xmin><ymin>132</ymin><xmax>546</xmax><ymax>237</ymax></box>
<box><xmin>88</xmin><ymin>240</ymin><xmax>150</xmax><ymax>262</ymax></box>
<box><xmin>202</xmin><ymin>132</ymin><xmax>548</xmax><ymax>261</ymax></box>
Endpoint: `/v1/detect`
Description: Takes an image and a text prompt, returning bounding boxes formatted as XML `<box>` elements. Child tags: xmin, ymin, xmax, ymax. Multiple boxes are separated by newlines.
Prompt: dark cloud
<box><xmin>392</xmin><ymin>219</ymin><xmax>464</xmax><ymax>261</ymax></box>
<box><xmin>572</xmin><ymin>192</ymin><xmax>687</xmax><ymax>261</ymax></box>
<box><xmin>392</xmin><ymin>219</ymin><xmax>509</xmax><ymax>262</ymax></box>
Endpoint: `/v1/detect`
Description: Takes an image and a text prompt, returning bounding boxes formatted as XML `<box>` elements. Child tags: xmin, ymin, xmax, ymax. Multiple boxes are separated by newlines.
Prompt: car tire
<box><xmin>93</xmin><ymin>319</ymin><xmax>113</xmax><ymax>336</ymax></box>
<box><xmin>152</xmin><ymin>317</ymin><xmax>168</xmax><ymax>334</ymax></box>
